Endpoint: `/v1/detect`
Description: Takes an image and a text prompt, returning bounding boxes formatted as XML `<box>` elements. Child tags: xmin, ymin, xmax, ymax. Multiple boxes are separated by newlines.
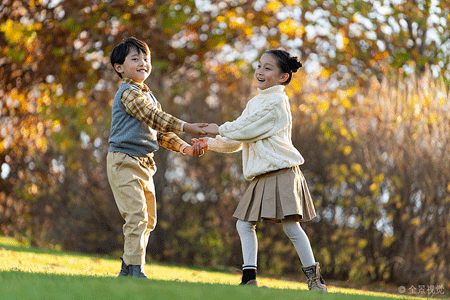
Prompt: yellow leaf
<box><xmin>351</xmin><ymin>163</ymin><xmax>363</xmax><ymax>175</ymax></box>
<box><xmin>320</xmin><ymin>69</ymin><xmax>331</xmax><ymax>78</ymax></box>
<box><xmin>318</xmin><ymin>101</ymin><xmax>329</xmax><ymax>114</ymax></box>
<box><xmin>267</xmin><ymin>1</ymin><xmax>281</xmax><ymax>11</ymax></box>
<box><xmin>342</xmin><ymin>98</ymin><xmax>352</xmax><ymax>108</ymax></box>
<box><xmin>278</xmin><ymin>19</ymin><xmax>302</xmax><ymax>36</ymax></box>
<box><xmin>410</xmin><ymin>218</ymin><xmax>420</xmax><ymax>227</ymax></box>
<box><xmin>343</xmin><ymin>145</ymin><xmax>352</xmax><ymax>155</ymax></box>
<box><xmin>216</xmin><ymin>16</ymin><xmax>226</xmax><ymax>23</ymax></box>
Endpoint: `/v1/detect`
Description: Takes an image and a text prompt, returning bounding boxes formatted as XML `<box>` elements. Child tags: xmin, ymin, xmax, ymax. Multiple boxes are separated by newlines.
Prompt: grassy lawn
<box><xmin>0</xmin><ymin>236</ymin><xmax>444</xmax><ymax>300</ymax></box>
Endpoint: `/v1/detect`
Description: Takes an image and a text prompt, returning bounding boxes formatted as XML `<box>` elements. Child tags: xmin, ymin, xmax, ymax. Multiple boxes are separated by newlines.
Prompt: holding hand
<box><xmin>183</xmin><ymin>142</ymin><xmax>204</xmax><ymax>157</ymax></box>
<box><xmin>202</xmin><ymin>123</ymin><xmax>219</xmax><ymax>136</ymax></box>
<box><xmin>184</xmin><ymin>123</ymin><xmax>208</xmax><ymax>136</ymax></box>
<box><xmin>191</xmin><ymin>138</ymin><xmax>209</xmax><ymax>150</ymax></box>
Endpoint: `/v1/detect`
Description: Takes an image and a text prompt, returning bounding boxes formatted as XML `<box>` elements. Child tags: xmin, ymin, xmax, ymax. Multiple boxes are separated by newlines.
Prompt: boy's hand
<box><xmin>184</xmin><ymin>123</ymin><xmax>208</xmax><ymax>136</ymax></box>
<box><xmin>202</xmin><ymin>123</ymin><xmax>219</xmax><ymax>136</ymax></box>
<box><xmin>183</xmin><ymin>143</ymin><xmax>204</xmax><ymax>157</ymax></box>
<box><xmin>191</xmin><ymin>138</ymin><xmax>208</xmax><ymax>150</ymax></box>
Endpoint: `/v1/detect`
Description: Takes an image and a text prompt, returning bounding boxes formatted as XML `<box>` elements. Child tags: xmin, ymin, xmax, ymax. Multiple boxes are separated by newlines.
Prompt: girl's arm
<box><xmin>219</xmin><ymin>100</ymin><xmax>280</xmax><ymax>142</ymax></box>
<box><xmin>193</xmin><ymin>136</ymin><xmax>242</xmax><ymax>153</ymax></box>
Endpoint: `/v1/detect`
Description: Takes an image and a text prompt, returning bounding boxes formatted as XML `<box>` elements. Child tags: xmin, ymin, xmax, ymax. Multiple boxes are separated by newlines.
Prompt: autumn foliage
<box><xmin>1</xmin><ymin>0</ymin><xmax>449</xmax><ymax>290</ymax></box>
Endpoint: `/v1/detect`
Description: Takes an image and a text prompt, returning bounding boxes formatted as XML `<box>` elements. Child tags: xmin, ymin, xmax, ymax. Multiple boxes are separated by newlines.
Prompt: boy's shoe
<box><xmin>301</xmin><ymin>262</ymin><xmax>328</xmax><ymax>292</ymax></box>
<box><xmin>118</xmin><ymin>257</ymin><xmax>129</xmax><ymax>277</ymax></box>
<box><xmin>128</xmin><ymin>265</ymin><xmax>149</xmax><ymax>279</ymax></box>
<box><xmin>240</xmin><ymin>279</ymin><xmax>258</xmax><ymax>286</ymax></box>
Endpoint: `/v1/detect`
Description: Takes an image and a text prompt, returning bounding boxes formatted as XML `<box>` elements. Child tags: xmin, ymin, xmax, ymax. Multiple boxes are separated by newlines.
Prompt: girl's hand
<box><xmin>191</xmin><ymin>138</ymin><xmax>208</xmax><ymax>150</ymax></box>
<box><xmin>183</xmin><ymin>144</ymin><xmax>204</xmax><ymax>157</ymax></box>
<box><xmin>202</xmin><ymin>123</ymin><xmax>219</xmax><ymax>136</ymax></box>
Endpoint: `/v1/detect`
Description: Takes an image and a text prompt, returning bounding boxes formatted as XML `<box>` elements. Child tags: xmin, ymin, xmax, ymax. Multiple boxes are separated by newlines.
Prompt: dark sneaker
<box><xmin>118</xmin><ymin>257</ymin><xmax>129</xmax><ymax>277</ymax></box>
<box><xmin>302</xmin><ymin>262</ymin><xmax>328</xmax><ymax>292</ymax></box>
<box><xmin>128</xmin><ymin>265</ymin><xmax>149</xmax><ymax>279</ymax></box>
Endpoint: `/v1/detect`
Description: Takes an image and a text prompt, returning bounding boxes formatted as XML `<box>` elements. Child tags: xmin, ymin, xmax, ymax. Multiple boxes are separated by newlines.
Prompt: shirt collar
<box><xmin>121</xmin><ymin>78</ymin><xmax>151</xmax><ymax>93</ymax></box>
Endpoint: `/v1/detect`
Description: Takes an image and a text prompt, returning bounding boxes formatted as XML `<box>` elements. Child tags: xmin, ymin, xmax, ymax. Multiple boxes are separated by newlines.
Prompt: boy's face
<box><xmin>114</xmin><ymin>47</ymin><xmax>151</xmax><ymax>83</ymax></box>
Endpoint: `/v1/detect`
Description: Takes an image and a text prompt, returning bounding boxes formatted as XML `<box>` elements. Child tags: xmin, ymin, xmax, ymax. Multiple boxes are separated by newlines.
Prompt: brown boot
<box><xmin>301</xmin><ymin>262</ymin><xmax>328</xmax><ymax>292</ymax></box>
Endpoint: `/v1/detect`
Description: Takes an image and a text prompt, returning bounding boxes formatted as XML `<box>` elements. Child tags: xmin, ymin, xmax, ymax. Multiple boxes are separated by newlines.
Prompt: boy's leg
<box><xmin>236</xmin><ymin>220</ymin><xmax>258</xmax><ymax>285</ymax></box>
<box><xmin>107</xmin><ymin>153</ymin><xmax>157</xmax><ymax>269</ymax></box>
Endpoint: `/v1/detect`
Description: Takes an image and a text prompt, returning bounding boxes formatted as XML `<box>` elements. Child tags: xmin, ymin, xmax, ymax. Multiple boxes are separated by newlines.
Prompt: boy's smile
<box><xmin>114</xmin><ymin>48</ymin><xmax>151</xmax><ymax>83</ymax></box>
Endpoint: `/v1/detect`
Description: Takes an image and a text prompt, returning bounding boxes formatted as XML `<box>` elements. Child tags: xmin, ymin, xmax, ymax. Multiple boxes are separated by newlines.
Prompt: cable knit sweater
<box><xmin>207</xmin><ymin>85</ymin><xmax>304</xmax><ymax>180</ymax></box>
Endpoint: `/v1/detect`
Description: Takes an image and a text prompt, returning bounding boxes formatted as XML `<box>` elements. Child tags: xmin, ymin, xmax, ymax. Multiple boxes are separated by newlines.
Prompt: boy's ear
<box><xmin>114</xmin><ymin>63</ymin><xmax>124</xmax><ymax>74</ymax></box>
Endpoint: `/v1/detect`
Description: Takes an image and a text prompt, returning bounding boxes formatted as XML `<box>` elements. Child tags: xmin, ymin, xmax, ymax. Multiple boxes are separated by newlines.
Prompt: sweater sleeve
<box><xmin>218</xmin><ymin>99</ymin><xmax>280</xmax><ymax>142</ymax></box>
<box><xmin>206</xmin><ymin>135</ymin><xmax>242</xmax><ymax>153</ymax></box>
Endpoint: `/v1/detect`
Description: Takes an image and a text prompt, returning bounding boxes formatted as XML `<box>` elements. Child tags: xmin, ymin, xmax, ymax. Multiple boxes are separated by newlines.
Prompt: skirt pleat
<box><xmin>233</xmin><ymin>166</ymin><xmax>317</xmax><ymax>223</ymax></box>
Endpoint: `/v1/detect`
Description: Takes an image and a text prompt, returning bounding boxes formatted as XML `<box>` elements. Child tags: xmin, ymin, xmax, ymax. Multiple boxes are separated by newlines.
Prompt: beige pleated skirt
<box><xmin>233</xmin><ymin>166</ymin><xmax>317</xmax><ymax>223</ymax></box>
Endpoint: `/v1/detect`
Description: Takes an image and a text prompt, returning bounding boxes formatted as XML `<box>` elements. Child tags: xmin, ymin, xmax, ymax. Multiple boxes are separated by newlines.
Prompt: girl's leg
<box><xmin>282</xmin><ymin>220</ymin><xmax>328</xmax><ymax>291</ymax></box>
<box><xmin>236</xmin><ymin>220</ymin><xmax>258</xmax><ymax>285</ymax></box>
<box><xmin>281</xmin><ymin>220</ymin><xmax>315</xmax><ymax>267</ymax></box>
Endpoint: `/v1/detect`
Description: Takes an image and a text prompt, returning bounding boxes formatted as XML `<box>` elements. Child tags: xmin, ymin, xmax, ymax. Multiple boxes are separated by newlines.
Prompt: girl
<box><xmin>196</xmin><ymin>50</ymin><xmax>328</xmax><ymax>291</ymax></box>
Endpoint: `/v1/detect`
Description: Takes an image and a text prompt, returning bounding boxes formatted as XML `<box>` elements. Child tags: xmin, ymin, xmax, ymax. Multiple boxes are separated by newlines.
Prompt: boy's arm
<box><xmin>122</xmin><ymin>88</ymin><xmax>207</xmax><ymax>135</ymax></box>
<box><xmin>158</xmin><ymin>132</ymin><xmax>204</xmax><ymax>157</ymax></box>
<box><xmin>157</xmin><ymin>131</ymin><xmax>189</xmax><ymax>153</ymax></box>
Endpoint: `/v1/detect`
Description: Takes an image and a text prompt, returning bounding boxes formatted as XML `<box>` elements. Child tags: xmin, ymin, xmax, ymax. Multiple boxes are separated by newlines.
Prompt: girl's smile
<box><xmin>255</xmin><ymin>53</ymin><xmax>288</xmax><ymax>90</ymax></box>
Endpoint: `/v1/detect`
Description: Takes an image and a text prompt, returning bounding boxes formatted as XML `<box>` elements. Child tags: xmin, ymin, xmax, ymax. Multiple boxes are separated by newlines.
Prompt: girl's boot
<box><xmin>301</xmin><ymin>262</ymin><xmax>328</xmax><ymax>292</ymax></box>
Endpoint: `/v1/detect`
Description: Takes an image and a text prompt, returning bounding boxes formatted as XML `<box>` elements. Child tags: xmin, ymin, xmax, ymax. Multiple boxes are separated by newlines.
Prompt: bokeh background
<box><xmin>1</xmin><ymin>0</ymin><xmax>449</xmax><ymax>290</ymax></box>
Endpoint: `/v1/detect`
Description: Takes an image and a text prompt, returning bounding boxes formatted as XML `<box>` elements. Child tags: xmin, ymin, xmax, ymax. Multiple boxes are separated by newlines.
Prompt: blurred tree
<box><xmin>1</xmin><ymin>0</ymin><xmax>449</xmax><ymax>290</ymax></box>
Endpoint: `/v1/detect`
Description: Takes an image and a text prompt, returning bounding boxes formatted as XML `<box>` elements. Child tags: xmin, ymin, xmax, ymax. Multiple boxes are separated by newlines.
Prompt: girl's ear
<box><xmin>279</xmin><ymin>73</ymin><xmax>289</xmax><ymax>84</ymax></box>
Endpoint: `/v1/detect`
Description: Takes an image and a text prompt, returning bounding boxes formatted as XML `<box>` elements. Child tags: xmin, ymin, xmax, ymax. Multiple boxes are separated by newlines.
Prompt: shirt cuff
<box><xmin>180</xmin><ymin>122</ymin><xmax>186</xmax><ymax>132</ymax></box>
<box><xmin>180</xmin><ymin>144</ymin><xmax>188</xmax><ymax>155</ymax></box>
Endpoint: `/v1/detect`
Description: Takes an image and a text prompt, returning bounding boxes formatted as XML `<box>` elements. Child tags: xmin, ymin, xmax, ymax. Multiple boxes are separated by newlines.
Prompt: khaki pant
<box><xmin>107</xmin><ymin>152</ymin><xmax>157</xmax><ymax>266</ymax></box>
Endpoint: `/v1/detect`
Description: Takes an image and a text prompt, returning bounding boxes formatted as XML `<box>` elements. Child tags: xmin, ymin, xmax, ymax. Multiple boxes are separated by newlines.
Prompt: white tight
<box><xmin>236</xmin><ymin>220</ymin><xmax>258</xmax><ymax>267</ymax></box>
<box><xmin>236</xmin><ymin>219</ymin><xmax>315</xmax><ymax>268</ymax></box>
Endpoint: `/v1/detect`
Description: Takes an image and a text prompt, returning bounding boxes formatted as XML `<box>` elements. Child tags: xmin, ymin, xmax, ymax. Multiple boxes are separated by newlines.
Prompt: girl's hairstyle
<box><xmin>265</xmin><ymin>49</ymin><xmax>302</xmax><ymax>85</ymax></box>
<box><xmin>110</xmin><ymin>37</ymin><xmax>150</xmax><ymax>78</ymax></box>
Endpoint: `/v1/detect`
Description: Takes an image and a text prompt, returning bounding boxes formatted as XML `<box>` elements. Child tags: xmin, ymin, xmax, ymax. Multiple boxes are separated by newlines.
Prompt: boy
<box><xmin>107</xmin><ymin>37</ymin><xmax>207</xmax><ymax>278</ymax></box>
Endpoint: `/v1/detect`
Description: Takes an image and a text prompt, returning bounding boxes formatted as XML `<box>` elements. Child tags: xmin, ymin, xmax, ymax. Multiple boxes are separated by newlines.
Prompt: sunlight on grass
<box><xmin>0</xmin><ymin>236</ymin><xmax>434</xmax><ymax>300</ymax></box>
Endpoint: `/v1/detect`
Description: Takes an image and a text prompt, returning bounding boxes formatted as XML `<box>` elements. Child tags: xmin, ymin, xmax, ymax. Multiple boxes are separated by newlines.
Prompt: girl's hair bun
<box><xmin>288</xmin><ymin>56</ymin><xmax>302</xmax><ymax>73</ymax></box>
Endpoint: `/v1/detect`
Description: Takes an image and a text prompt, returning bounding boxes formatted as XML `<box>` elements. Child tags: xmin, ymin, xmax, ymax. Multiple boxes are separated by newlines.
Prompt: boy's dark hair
<box><xmin>265</xmin><ymin>49</ymin><xmax>302</xmax><ymax>85</ymax></box>
<box><xmin>110</xmin><ymin>37</ymin><xmax>150</xmax><ymax>78</ymax></box>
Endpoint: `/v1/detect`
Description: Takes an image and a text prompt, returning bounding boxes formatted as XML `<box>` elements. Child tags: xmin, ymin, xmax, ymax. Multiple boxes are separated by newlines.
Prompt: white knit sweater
<box><xmin>207</xmin><ymin>85</ymin><xmax>304</xmax><ymax>180</ymax></box>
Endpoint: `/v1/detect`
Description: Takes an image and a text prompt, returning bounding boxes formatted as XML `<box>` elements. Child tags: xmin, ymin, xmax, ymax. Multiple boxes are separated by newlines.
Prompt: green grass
<box><xmin>0</xmin><ymin>236</ymin><xmax>442</xmax><ymax>300</ymax></box>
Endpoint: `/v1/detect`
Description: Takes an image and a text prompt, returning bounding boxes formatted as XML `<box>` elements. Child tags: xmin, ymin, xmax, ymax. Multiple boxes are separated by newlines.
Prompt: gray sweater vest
<box><xmin>108</xmin><ymin>82</ymin><xmax>159</xmax><ymax>157</ymax></box>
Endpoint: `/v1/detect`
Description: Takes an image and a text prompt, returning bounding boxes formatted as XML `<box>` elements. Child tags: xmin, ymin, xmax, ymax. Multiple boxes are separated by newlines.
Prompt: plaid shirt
<box><xmin>121</xmin><ymin>78</ymin><xmax>188</xmax><ymax>153</ymax></box>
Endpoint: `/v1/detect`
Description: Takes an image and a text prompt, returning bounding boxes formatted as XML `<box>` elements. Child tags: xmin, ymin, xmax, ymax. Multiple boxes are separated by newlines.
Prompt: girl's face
<box><xmin>255</xmin><ymin>53</ymin><xmax>289</xmax><ymax>90</ymax></box>
<box><xmin>114</xmin><ymin>47</ymin><xmax>152</xmax><ymax>83</ymax></box>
